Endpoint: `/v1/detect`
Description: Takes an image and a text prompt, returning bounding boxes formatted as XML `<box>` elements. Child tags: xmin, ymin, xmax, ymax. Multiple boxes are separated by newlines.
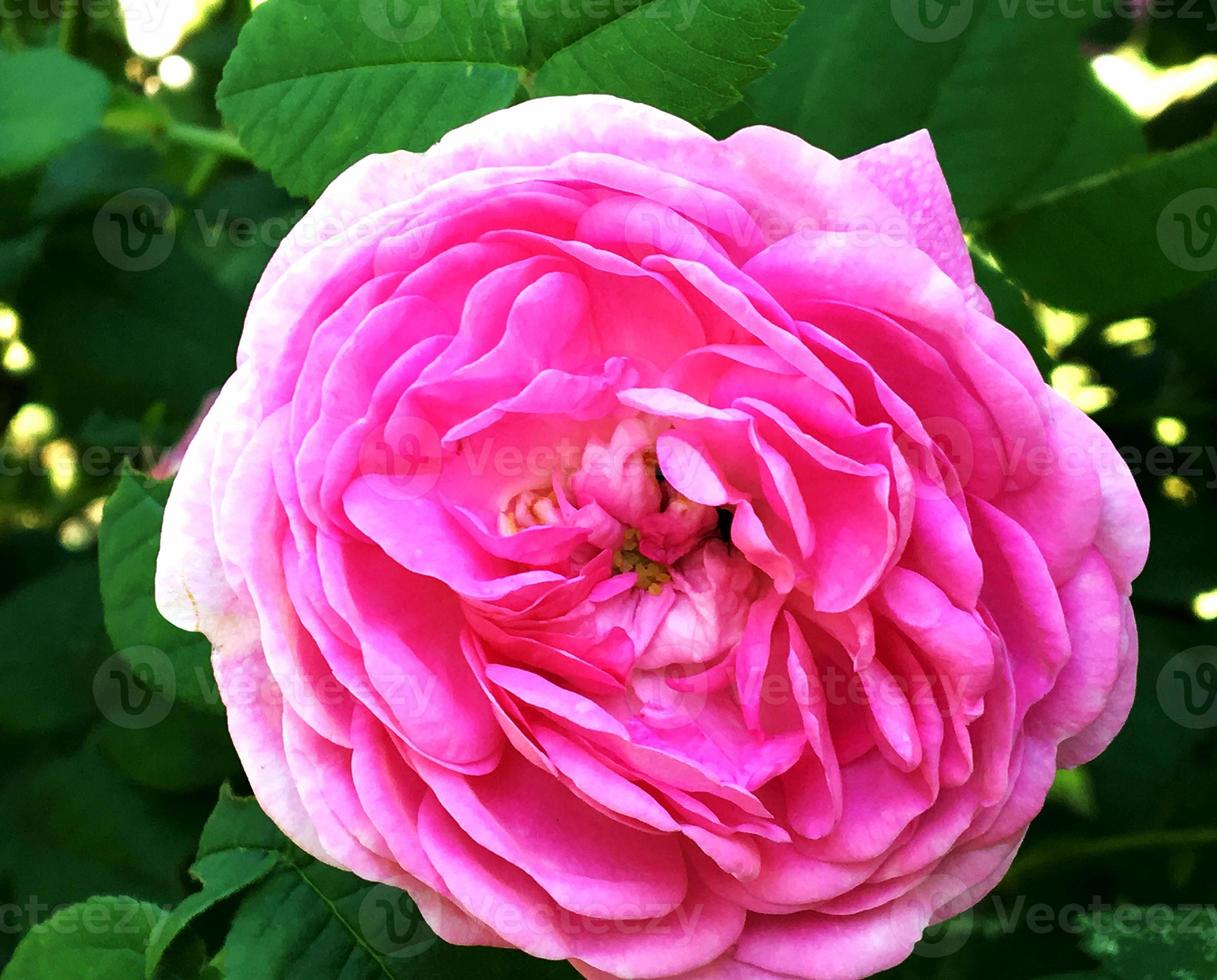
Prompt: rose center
<box><xmin>498</xmin><ymin>418</ymin><xmax>736</xmax><ymax>591</ymax></box>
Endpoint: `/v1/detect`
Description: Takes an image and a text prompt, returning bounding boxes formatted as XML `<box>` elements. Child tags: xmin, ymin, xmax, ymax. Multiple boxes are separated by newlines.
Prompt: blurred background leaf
<box><xmin>0</xmin><ymin>49</ymin><xmax>109</xmax><ymax>180</ymax></box>
<box><xmin>728</xmin><ymin>1</ymin><xmax>1137</xmax><ymax>219</ymax></box>
<box><xmin>980</xmin><ymin>135</ymin><xmax>1217</xmax><ymax>316</ymax></box>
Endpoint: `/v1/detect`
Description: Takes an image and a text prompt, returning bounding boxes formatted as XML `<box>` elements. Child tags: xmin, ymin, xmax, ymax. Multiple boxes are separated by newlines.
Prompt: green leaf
<box><xmin>0</xmin><ymin>557</ymin><xmax>110</xmax><ymax>735</ymax></box>
<box><xmin>1016</xmin><ymin>78</ymin><xmax>1146</xmax><ymax>205</ymax></box>
<box><xmin>229</xmin><ymin>873</ymin><xmax>577</xmax><ymax>978</ymax></box>
<box><xmin>1082</xmin><ymin>905</ymin><xmax>1217</xmax><ymax>980</ymax></box>
<box><xmin>218</xmin><ymin>0</ymin><xmax>800</xmax><ymax>199</ymax></box>
<box><xmin>0</xmin><ymin>49</ymin><xmax>109</xmax><ymax>180</ymax></box>
<box><xmin>217</xmin><ymin>0</ymin><xmax>528</xmax><ymax>199</ymax></box>
<box><xmin>145</xmin><ymin>788</ymin><xmax>282</xmax><ymax>977</ymax></box>
<box><xmin>225</xmin><ymin>859</ymin><xmax>428</xmax><ymax>980</ymax></box>
<box><xmin>151</xmin><ymin>789</ymin><xmax>576</xmax><ymax>979</ymax></box>
<box><xmin>98</xmin><ymin>468</ymin><xmax>221</xmax><ymax>715</ymax></box>
<box><xmin>742</xmin><ymin>3</ymin><xmax>1095</xmax><ymax>218</ymax></box>
<box><xmin>531</xmin><ymin>0</ymin><xmax>802</xmax><ymax>124</ymax></box>
<box><xmin>2</xmin><ymin>896</ymin><xmax>166</xmax><ymax>980</ymax></box>
<box><xmin>519</xmin><ymin>0</ymin><xmax>644</xmax><ymax>67</ymax></box>
<box><xmin>980</xmin><ymin>135</ymin><xmax>1217</xmax><ymax>316</ymax></box>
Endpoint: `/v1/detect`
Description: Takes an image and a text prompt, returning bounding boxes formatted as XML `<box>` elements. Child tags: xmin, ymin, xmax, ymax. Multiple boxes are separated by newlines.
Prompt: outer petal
<box><xmin>212</xmin><ymin>643</ymin><xmax>329</xmax><ymax>862</ymax></box>
<box><xmin>155</xmin><ymin>370</ymin><xmax>259</xmax><ymax>652</ymax></box>
<box><xmin>845</xmin><ymin>130</ymin><xmax>987</xmax><ymax>313</ymax></box>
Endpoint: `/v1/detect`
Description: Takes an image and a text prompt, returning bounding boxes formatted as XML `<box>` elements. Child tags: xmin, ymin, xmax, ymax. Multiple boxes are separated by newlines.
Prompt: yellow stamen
<box><xmin>613</xmin><ymin>529</ymin><xmax>671</xmax><ymax>593</ymax></box>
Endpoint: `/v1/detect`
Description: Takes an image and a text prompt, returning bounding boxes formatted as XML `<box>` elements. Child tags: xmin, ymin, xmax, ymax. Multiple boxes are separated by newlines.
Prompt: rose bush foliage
<box><xmin>155</xmin><ymin>96</ymin><xmax>1149</xmax><ymax>980</ymax></box>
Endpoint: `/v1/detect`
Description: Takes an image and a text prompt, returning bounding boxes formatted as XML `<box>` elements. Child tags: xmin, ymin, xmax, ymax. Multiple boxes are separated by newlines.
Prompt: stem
<box><xmin>1004</xmin><ymin>827</ymin><xmax>1217</xmax><ymax>889</ymax></box>
<box><xmin>185</xmin><ymin>151</ymin><xmax>222</xmax><ymax>199</ymax></box>
<box><xmin>102</xmin><ymin>114</ymin><xmax>250</xmax><ymax>162</ymax></box>
<box><xmin>164</xmin><ymin>122</ymin><xmax>250</xmax><ymax>161</ymax></box>
<box><xmin>517</xmin><ymin>67</ymin><xmax>536</xmax><ymax>98</ymax></box>
<box><xmin>58</xmin><ymin>0</ymin><xmax>80</xmax><ymax>54</ymax></box>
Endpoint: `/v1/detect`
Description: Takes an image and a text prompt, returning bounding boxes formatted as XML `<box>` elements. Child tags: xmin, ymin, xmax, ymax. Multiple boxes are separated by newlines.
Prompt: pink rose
<box><xmin>156</xmin><ymin>96</ymin><xmax>1149</xmax><ymax>979</ymax></box>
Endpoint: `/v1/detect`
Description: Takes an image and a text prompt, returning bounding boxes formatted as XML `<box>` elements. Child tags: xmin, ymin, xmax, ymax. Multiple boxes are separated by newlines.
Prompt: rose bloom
<box><xmin>157</xmin><ymin>96</ymin><xmax>1149</xmax><ymax>979</ymax></box>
